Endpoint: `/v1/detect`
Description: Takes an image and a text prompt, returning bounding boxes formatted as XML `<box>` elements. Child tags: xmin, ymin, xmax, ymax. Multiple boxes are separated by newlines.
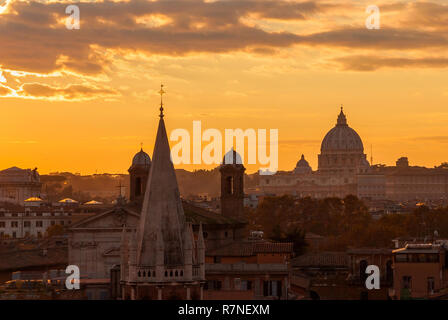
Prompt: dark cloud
<box><xmin>19</xmin><ymin>83</ymin><xmax>118</xmax><ymax>99</ymax></box>
<box><xmin>1</xmin><ymin>0</ymin><xmax>448</xmax><ymax>75</ymax></box>
<box><xmin>335</xmin><ymin>55</ymin><xmax>448</xmax><ymax>71</ymax></box>
<box><xmin>302</xmin><ymin>28</ymin><xmax>448</xmax><ymax>50</ymax></box>
<box><xmin>400</xmin><ymin>2</ymin><xmax>448</xmax><ymax>30</ymax></box>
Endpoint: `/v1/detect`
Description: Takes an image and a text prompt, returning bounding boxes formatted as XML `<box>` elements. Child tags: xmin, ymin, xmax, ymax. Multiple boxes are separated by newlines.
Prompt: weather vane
<box><xmin>159</xmin><ymin>84</ymin><xmax>165</xmax><ymax>118</ymax></box>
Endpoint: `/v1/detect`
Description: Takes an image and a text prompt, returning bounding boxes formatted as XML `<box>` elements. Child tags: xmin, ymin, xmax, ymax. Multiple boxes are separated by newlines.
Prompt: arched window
<box><xmin>135</xmin><ymin>177</ymin><xmax>142</xmax><ymax>196</ymax></box>
<box><xmin>226</xmin><ymin>176</ymin><xmax>233</xmax><ymax>195</ymax></box>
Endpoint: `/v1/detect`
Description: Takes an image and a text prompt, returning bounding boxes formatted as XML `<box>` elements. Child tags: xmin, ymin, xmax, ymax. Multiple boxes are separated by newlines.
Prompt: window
<box><xmin>12</xmin><ymin>232</ymin><xmax>16</xmax><ymax>239</ymax></box>
<box><xmin>24</xmin><ymin>221</ymin><xmax>31</xmax><ymax>228</ymax></box>
<box><xmin>395</xmin><ymin>254</ymin><xmax>407</xmax><ymax>262</ymax></box>
<box><xmin>234</xmin><ymin>278</ymin><xmax>241</xmax><ymax>290</ymax></box>
<box><xmin>427</xmin><ymin>277</ymin><xmax>435</xmax><ymax>294</ymax></box>
<box><xmin>386</xmin><ymin>260</ymin><xmax>393</xmax><ymax>283</ymax></box>
<box><xmin>205</xmin><ymin>280</ymin><xmax>222</xmax><ymax>291</ymax></box>
<box><xmin>11</xmin><ymin>221</ymin><xmax>18</xmax><ymax>228</ymax></box>
<box><xmin>263</xmin><ymin>280</ymin><xmax>282</xmax><ymax>297</ymax></box>
<box><xmin>135</xmin><ymin>177</ymin><xmax>142</xmax><ymax>197</ymax></box>
<box><xmin>359</xmin><ymin>260</ymin><xmax>368</xmax><ymax>282</ymax></box>
<box><xmin>51</xmin><ymin>221</ymin><xmax>55</xmax><ymax>226</ymax></box>
<box><xmin>0</xmin><ymin>222</ymin><xmax>5</xmax><ymax>228</ymax></box>
<box><xmin>241</xmin><ymin>280</ymin><xmax>252</xmax><ymax>291</ymax></box>
<box><xmin>402</xmin><ymin>276</ymin><xmax>412</xmax><ymax>290</ymax></box>
<box><xmin>213</xmin><ymin>256</ymin><xmax>221</xmax><ymax>263</ymax></box>
<box><xmin>226</xmin><ymin>176</ymin><xmax>234</xmax><ymax>195</ymax></box>
<box><xmin>36</xmin><ymin>221</ymin><xmax>43</xmax><ymax>227</ymax></box>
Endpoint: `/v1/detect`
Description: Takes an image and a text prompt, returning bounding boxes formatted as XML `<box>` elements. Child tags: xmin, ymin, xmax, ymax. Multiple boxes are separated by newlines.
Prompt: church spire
<box><xmin>136</xmin><ymin>87</ymin><xmax>186</xmax><ymax>267</ymax></box>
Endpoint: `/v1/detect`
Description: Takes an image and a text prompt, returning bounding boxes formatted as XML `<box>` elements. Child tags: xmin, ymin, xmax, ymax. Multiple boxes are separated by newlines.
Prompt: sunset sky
<box><xmin>1</xmin><ymin>0</ymin><xmax>448</xmax><ymax>174</ymax></box>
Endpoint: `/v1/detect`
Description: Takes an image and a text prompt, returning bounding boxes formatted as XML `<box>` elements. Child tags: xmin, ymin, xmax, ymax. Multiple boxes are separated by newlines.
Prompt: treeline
<box><xmin>248</xmin><ymin>195</ymin><xmax>448</xmax><ymax>251</ymax></box>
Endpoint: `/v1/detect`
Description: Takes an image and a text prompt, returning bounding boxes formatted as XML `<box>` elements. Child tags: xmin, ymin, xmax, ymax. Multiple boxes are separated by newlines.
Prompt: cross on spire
<box><xmin>159</xmin><ymin>84</ymin><xmax>165</xmax><ymax>118</ymax></box>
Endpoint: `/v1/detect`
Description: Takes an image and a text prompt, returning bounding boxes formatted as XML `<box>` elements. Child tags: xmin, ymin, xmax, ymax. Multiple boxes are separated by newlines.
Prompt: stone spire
<box><xmin>337</xmin><ymin>105</ymin><xmax>347</xmax><ymax>126</ymax></box>
<box><xmin>197</xmin><ymin>222</ymin><xmax>205</xmax><ymax>279</ymax></box>
<box><xmin>136</xmin><ymin>91</ymin><xmax>186</xmax><ymax>267</ymax></box>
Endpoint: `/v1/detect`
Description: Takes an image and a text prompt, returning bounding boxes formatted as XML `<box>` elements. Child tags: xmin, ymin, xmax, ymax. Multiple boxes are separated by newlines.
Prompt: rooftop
<box><xmin>206</xmin><ymin>241</ymin><xmax>293</xmax><ymax>257</ymax></box>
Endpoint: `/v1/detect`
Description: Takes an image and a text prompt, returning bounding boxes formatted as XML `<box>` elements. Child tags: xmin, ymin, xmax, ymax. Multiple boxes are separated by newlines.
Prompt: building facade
<box><xmin>258</xmin><ymin>108</ymin><xmax>448</xmax><ymax>203</ymax></box>
<box><xmin>392</xmin><ymin>242</ymin><xmax>448</xmax><ymax>300</ymax></box>
<box><xmin>259</xmin><ymin>108</ymin><xmax>369</xmax><ymax>198</ymax></box>
<box><xmin>0</xmin><ymin>167</ymin><xmax>42</xmax><ymax>205</ymax></box>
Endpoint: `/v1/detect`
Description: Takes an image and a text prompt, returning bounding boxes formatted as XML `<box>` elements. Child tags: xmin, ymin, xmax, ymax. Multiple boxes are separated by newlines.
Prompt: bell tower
<box><xmin>128</xmin><ymin>146</ymin><xmax>151</xmax><ymax>205</ymax></box>
<box><xmin>220</xmin><ymin>149</ymin><xmax>245</xmax><ymax>218</ymax></box>
<box><xmin>121</xmin><ymin>85</ymin><xmax>205</xmax><ymax>300</ymax></box>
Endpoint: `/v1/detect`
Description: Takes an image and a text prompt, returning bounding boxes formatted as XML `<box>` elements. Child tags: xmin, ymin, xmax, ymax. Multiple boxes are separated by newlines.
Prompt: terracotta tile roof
<box><xmin>253</xmin><ymin>242</ymin><xmax>293</xmax><ymax>254</ymax></box>
<box><xmin>347</xmin><ymin>248</ymin><xmax>393</xmax><ymax>255</ymax></box>
<box><xmin>182</xmin><ymin>201</ymin><xmax>246</xmax><ymax>226</ymax></box>
<box><xmin>207</xmin><ymin>241</ymin><xmax>293</xmax><ymax>257</ymax></box>
<box><xmin>292</xmin><ymin>252</ymin><xmax>349</xmax><ymax>268</ymax></box>
<box><xmin>0</xmin><ymin>247</ymin><xmax>68</xmax><ymax>271</ymax></box>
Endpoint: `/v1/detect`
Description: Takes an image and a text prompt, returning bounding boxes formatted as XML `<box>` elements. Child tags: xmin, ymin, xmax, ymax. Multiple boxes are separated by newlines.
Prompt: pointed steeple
<box><xmin>337</xmin><ymin>105</ymin><xmax>347</xmax><ymax>126</ymax></box>
<box><xmin>136</xmin><ymin>88</ymin><xmax>186</xmax><ymax>267</ymax></box>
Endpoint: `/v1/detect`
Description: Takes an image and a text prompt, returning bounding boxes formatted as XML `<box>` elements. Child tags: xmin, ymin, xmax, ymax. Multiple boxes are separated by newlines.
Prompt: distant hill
<box><xmin>40</xmin><ymin>169</ymin><xmax>259</xmax><ymax>203</ymax></box>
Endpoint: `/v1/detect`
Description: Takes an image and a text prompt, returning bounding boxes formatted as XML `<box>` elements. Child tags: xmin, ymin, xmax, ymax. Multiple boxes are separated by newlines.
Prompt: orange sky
<box><xmin>1</xmin><ymin>0</ymin><xmax>448</xmax><ymax>174</ymax></box>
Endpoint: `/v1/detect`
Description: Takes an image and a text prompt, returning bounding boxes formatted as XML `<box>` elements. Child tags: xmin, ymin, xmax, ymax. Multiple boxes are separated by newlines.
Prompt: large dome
<box><xmin>132</xmin><ymin>148</ymin><xmax>151</xmax><ymax>166</ymax></box>
<box><xmin>321</xmin><ymin>108</ymin><xmax>364</xmax><ymax>153</ymax></box>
